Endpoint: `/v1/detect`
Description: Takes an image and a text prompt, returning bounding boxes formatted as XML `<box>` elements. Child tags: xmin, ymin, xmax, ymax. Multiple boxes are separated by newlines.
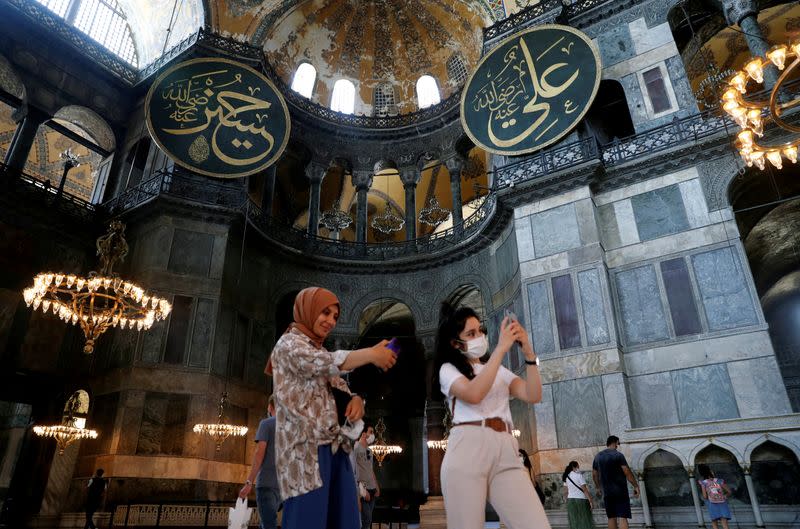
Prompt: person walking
<box><xmin>592</xmin><ymin>436</ymin><xmax>639</xmax><ymax>529</ymax></box>
<box><xmin>354</xmin><ymin>424</ymin><xmax>380</xmax><ymax>529</ymax></box>
<box><xmin>697</xmin><ymin>464</ymin><xmax>733</xmax><ymax>529</ymax></box>
<box><xmin>563</xmin><ymin>461</ymin><xmax>594</xmax><ymax>529</ymax></box>
<box><xmin>239</xmin><ymin>396</ymin><xmax>280</xmax><ymax>529</ymax></box>
<box><xmin>268</xmin><ymin>286</ymin><xmax>397</xmax><ymax>529</ymax></box>
<box><xmin>519</xmin><ymin>448</ymin><xmax>546</xmax><ymax>505</ymax></box>
<box><xmin>84</xmin><ymin>468</ymin><xmax>107</xmax><ymax>529</ymax></box>
<box><xmin>433</xmin><ymin>302</ymin><xmax>548</xmax><ymax>529</ymax></box>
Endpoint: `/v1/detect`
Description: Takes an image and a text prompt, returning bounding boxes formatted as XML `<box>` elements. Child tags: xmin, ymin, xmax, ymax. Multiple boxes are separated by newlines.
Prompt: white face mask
<box><xmin>366</xmin><ymin>434</ymin><xmax>375</xmax><ymax>445</ymax></box>
<box><xmin>463</xmin><ymin>335</ymin><xmax>488</xmax><ymax>359</ymax></box>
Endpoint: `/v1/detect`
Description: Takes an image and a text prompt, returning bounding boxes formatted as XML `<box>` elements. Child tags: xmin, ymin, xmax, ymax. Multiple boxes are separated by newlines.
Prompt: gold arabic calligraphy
<box><xmin>159</xmin><ymin>69</ymin><xmax>275</xmax><ymax>167</ymax></box>
<box><xmin>472</xmin><ymin>36</ymin><xmax>581</xmax><ymax>148</ymax></box>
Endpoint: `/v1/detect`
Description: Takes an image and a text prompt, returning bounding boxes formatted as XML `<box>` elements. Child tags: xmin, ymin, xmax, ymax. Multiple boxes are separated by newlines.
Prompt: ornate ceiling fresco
<box><xmin>259</xmin><ymin>0</ymin><xmax>488</xmax><ymax>114</ymax></box>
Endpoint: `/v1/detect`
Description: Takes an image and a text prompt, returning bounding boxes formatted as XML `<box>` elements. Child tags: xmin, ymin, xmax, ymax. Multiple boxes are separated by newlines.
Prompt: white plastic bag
<box><xmin>228</xmin><ymin>497</ymin><xmax>252</xmax><ymax>529</ymax></box>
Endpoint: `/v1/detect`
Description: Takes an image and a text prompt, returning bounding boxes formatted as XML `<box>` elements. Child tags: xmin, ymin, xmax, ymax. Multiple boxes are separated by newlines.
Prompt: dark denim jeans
<box><xmin>360</xmin><ymin>490</ymin><xmax>377</xmax><ymax>529</ymax></box>
<box><xmin>256</xmin><ymin>487</ymin><xmax>281</xmax><ymax>529</ymax></box>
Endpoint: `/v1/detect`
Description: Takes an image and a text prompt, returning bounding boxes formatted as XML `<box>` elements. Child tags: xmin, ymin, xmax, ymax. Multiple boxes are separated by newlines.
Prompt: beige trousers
<box><xmin>441</xmin><ymin>425</ymin><xmax>550</xmax><ymax>529</ymax></box>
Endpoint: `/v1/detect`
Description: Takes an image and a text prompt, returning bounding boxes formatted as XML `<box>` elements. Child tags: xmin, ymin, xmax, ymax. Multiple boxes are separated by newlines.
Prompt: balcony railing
<box><xmin>494</xmin><ymin>136</ymin><xmax>600</xmax><ymax>189</ymax></box>
<box><xmin>103</xmin><ymin>167</ymin><xmax>499</xmax><ymax>262</ymax></box>
<box><xmin>0</xmin><ymin>162</ymin><xmax>98</xmax><ymax>223</ymax></box>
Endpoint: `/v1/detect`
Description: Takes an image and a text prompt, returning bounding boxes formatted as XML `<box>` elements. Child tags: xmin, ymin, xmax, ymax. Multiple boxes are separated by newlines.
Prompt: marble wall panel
<box><xmin>552</xmin><ymin>376</ymin><xmax>608</xmax><ymax>449</ymax></box>
<box><xmin>628</xmin><ymin>372</ymin><xmax>678</xmax><ymax>427</ymax></box>
<box><xmin>188</xmin><ymin>298</ymin><xmax>215</xmax><ymax>369</ymax></box>
<box><xmin>552</xmin><ymin>275</ymin><xmax>581</xmax><ymax>350</ymax></box>
<box><xmin>212</xmin><ymin>305</ymin><xmax>234</xmax><ymax>376</ymax></box>
<box><xmin>531</xmin><ymin>204</ymin><xmax>582</xmax><ymax>258</ymax></box>
<box><xmin>596</xmin><ymin>23</ymin><xmax>636</xmax><ymax>67</ymax></box>
<box><xmin>136</xmin><ymin>392</ymin><xmax>189</xmax><ymax>456</ymax></box>
<box><xmin>615</xmin><ymin>265</ymin><xmax>670</xmax><ymax>346</ymax></box>
<box><xmin>671</xmin><ymin>364</ymin><xmax>739</xmax><ymax>423</ymax></box>
<box><xmin>659</xmin><ymin>258</ymin><xmax>702</xmax><ymax>336</ymax></box>
<box><xmin>534</xmin><ymin>384</ymin><xmax>558</xmax><ymax>450</ymax></box>
<box><xmin>578</xmin><ymin>268</ymin><xmax>610</xmax><ymax>346</ymax></box>
<box><xmin>602</xmin><ymin>373</ymin><xmax>631</xmax><ymax>434</ymax></box>
<box><xmin>597</xmin><ymin>203</ymin><xmax>621</xmax><ymax>249</ymax></box>
<box><xmin>515</xmin><ymin>216</ymin><xmax>535</xmax><ymax>262</ymax></box>
<box><xmin>164</xmin><ymin>295</ymin><xmax>192</xmax><ymax>365</ymax></box>
<box><xmin>494</xmin><ymin>232</ymin><xmax>519</xmax><ymax>288</ymax></box>
<box><xmin>526</xmin><ymin>281</ymin><xmax>556</xmax><ymax>356</ymax></box>
<box><xmin>574</xmin><ymin>199</ymin><xmax>600</xmax><ymax>245</ymax></box>
<box><xmin>83</xmin><ymin>393</ymin><xmax>119</xmax><ymax>455</ymax></box>
<box><xmin>691</xmin><ymin>247</ymin><xmax>758</xmax><ymax>331</ymax></box>
<box><xmin>727</xmin><ymin>357</ymin><xmax>792</xmax><ymax>417</ymax></box>
<box><xmin>631</xmin><ymin>184</ymin><xmax>689</xmax><ymax>241</ymax></box>
<box><xmin>139</xmin><ymin>316</ymin><xmax>165</xmax><ymax>364</ymax></box>
<box><xmin>167</xmin><ymin>229</ymin><xmax>214</xmax><ymax>277</ymax></box>
<box><xmin>678</xmin><ymin>179</ymin><xmax>710</xmax><ymax>228</ymax></box>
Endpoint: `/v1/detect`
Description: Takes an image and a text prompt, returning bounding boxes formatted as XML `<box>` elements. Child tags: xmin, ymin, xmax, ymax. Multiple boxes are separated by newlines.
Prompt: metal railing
<box><xmin>494</xmin><ymin>136</ymin><xmax>600</xmax><ymax>189</ymax></box>
<box><xmin>0</xmin><ymin>162</ymin><xmax>98</xmax><ymax>222</ymax></box>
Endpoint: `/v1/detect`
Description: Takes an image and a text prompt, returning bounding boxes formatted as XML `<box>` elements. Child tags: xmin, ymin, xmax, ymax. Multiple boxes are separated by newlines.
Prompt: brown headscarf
<box><xmin>264</xmin><ymin>287</ymin><xmax>340</xmax><ymax>375</ymax></box>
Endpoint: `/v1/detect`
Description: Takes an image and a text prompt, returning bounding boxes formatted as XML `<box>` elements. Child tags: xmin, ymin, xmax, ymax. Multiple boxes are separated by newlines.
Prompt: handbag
<box><xmin>228</xmin><ymin>497</ymin><xmax>252</xmax><ymax>529</ymax></box>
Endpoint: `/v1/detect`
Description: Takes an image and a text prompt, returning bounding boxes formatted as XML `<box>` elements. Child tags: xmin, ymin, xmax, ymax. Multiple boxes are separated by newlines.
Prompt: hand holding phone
<box><xmin>504</xmin><ymin>309</ymin><xmax>518</xmax><ymax>322</ymax></box>
<box><xmin>386</xmin><ymin>337</ymin><xmax>401</xmax><ymax>356</ymax></box>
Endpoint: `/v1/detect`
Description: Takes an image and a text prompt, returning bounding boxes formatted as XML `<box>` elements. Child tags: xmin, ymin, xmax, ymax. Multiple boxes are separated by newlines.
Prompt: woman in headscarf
<box><xmin>268</xmin><ymin>287</ymin><xmax>397</xmax><ymax>529</ymax></box>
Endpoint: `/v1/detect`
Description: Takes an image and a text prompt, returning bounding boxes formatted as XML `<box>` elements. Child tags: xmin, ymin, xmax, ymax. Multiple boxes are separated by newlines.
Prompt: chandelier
<box><xmin>371</xmin><ymin>202</ymin><xmax>405</xmax><ymax>234</ymax></box>
<box><xmin>320</xmin><ymin>200</ymin><xmax>353</xmax><ymax>233</ymax></box>
<box><xmin>418</xmin><ymin>197</ymin><xmax>451</xmax><ymax>227</ymax></box>
<box><xmin>370</xmin><ymin>417</ymin><xmax>402</xmax><ymax>466</ymax></box>
<box><xmin>427</xmin><ymin>404</ymin><xmax>452</xmax><ymax>451</ymax></box>
<box><xmin>193</xmin><ymin>392</ymin><xmax>248</xmax><ymax>451</ymax></box>
<box><xmin>724</xmin><ymin>40</ymin><xmax>800</xmax><ymax>170</ymax></box>
<box><xmin>22</xmin><ymin>222</ymin><xmax>172</xmax><ymax>354</ymax></box>
<box><xmin>33</xmin><ymin>393</ymin><xmax>98</xmax><ymax>455</ymax></box>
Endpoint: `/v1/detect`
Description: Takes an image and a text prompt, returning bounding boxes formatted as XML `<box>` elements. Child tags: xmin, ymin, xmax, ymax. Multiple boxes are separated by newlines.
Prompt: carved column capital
<box><xmin>305</xmin><ymin>162</ymin><xmax>326</xmax><ymax>183</ymax></box>
<box><xmin>721</xmin><ymin>0</ymin><xmax>758</xmax><ymax>26</ymax></box>
<box><xmin>351</xmin><ymin>170</ymin><xmax>373</xmax><ymax>191</ymax></box>
<box><xmin>399</xmin><ymin>166</ymin><xmax>420</xmax><ymax>188</ymax></box>
<box><xmin>444</xmin><ymin>156</ymin><xmax>465</xmax><ymax>178</ymax></box>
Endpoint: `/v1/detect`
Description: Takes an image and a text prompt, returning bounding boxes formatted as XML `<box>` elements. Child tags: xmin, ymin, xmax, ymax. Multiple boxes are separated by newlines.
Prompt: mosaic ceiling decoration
<box><xmin>259</xmin><ymin>0</ymin><xmax>488</xmax><ymax>114</ymax></box>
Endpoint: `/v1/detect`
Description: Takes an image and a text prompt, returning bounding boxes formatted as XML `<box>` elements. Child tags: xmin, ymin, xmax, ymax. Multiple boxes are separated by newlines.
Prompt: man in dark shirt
<box><xmin>592</xmin><ymin>435</ymin><xmax>640</xmax><ymax>529</ymax></box>
<box><xmin>84</xmin><ymin>468</ymin><xmax>107</xmax><ymax>529</ymax></box>
<box><xmin>240</xmin><ymin>396</ymin><xmax>279</xmax><ymax>529</ymax></box>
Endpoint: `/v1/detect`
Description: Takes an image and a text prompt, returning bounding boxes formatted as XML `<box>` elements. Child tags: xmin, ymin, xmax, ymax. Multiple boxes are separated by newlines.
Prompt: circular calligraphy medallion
<box><xmin>145</xmin><ymin>57</ymin><xmax>291</xmax><ymax>179</ymax></box>
<box><xmin>461</xmin><ymin>25</ymin><xmax>601</xmax><ymax>156</ymax></box>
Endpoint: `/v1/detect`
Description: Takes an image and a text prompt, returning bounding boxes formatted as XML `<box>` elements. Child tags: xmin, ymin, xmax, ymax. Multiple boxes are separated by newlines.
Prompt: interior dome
<box><xmin>262</xmin><ymin>0</ymin><xmax>488</xmax><ymax>115</ymax></box>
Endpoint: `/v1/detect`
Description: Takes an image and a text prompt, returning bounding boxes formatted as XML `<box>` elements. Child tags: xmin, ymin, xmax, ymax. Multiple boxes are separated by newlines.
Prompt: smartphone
<box><xmin>386</xmin><ymin>337</ymin><xmax>401</xmax><ymax>356</ymax></box>
<box><xmin>504</xmin><ymin>308</ymin><xmax>518</xmax><ymax>321</ymax></box>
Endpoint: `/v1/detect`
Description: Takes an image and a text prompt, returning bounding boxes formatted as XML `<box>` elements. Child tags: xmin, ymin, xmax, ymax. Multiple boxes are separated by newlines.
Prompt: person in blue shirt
<box><xmin>592</xmin><ymin>436</ymin><xmax>639</xmax><ymax>529</ymax></box>
<box><xmin>240</xmin><ymin>396</ymin><xmax>280</xmax><ymax>529</ymax></box>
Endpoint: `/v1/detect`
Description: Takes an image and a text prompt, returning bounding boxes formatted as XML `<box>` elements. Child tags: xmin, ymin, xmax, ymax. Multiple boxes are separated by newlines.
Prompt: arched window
<box><xmin>372</xmin><ymin>83</ymin><xmax>397</xmax><ymax>117</ymax></box>
<box><xmin>446</xmin><ymin>53</ymin><xmax>468</xmax><ymax>86</ymax></box>
<box><xmin>416</xmin><ymin>75</ymin><xmax>441</xmax><ymax>109</ymax></box>
<box><xmin>36</xmin><ymin>0</ymin><xmax>138</xmax><ymax>66</ymax></box>
<box><xmin>331</xmin><ymin>79</ymin><xmax>356</xmax><ymax>114</ymax></box>
<box><xmin>291</xmin><ymin>63</ymin><xmax>317</xmax><ymax>99</ymax></box>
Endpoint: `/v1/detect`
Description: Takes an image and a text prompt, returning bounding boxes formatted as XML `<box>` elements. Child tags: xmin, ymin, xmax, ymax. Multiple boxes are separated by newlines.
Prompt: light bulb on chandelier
<box><xmin>721</xmin><ymin>38</ymin><xmax>800</xmax><ymax>171</ymax></box>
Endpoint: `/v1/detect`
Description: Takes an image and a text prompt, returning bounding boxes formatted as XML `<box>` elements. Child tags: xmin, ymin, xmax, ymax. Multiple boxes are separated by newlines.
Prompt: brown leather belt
<box><xmin>452</xmin><ymin>417</ymin><xmax>510</xmax><ymax>434</ymax></box>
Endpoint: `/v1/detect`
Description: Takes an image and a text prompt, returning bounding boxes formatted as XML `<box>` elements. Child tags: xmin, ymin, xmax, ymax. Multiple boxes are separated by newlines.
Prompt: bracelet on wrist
<box><xmin>245</xmin><ymin>480</ymin><xmax>252</xmax><ymax>486</ymax></box>
<box><xmin>524</xmin><ymin>357</ymin><xmax>539</xmax><ymax>366</ymax></box>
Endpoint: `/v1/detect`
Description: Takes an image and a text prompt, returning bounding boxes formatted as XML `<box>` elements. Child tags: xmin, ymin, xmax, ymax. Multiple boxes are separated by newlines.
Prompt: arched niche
<box><xmin>583</xmin><ymin>80</ymin><xmax>635</xmax><ymax>144</ymax></box>
<box><xmin>750</xmin><ymin>440</ymin><xmax>800</xmax><ymax>505</ymax></box>
<box><xmin>695</xmin><ymin>444</ymin><xmax>750</xmax><ymax>505</ymax></box>
<box><xmin>444</xmin><ymin>283</ymin><xmax>486</xmax><ymax>320</ymax></box>
<box><xmin>120</xmin><ymin>136</ymin><xmax>152</xmax><ymax>189</ymax></box>
<box><xmin>53</xmin><ymin>106</ymin><xmax>115</xmax><ymax>152</ymax></box>
<box><xmin>63</xmin><ymin>389</ymin><xmax>91</xmax><ymax>429</ymax></box>
<box><xmin>350</xmin><ymin>298</ymin><xmax>425</xmax><ymax>413</ymax></box>
<box><xmin>643</xmin><ymin>449</ymin><xmax>692</xmax><ymax>507</ymax></box>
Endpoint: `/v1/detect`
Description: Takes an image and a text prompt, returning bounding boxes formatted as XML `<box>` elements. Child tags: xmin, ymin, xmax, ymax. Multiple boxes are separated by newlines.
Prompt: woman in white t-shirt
<box><xmin>433</xmin><ymin>303</ymin><xmax>548</xmax><ymax>529</ymax></box>
<box><xmin>562</xmin><ymin>461</ymin><xmax>594</xmax><ymax>529</ymax></box>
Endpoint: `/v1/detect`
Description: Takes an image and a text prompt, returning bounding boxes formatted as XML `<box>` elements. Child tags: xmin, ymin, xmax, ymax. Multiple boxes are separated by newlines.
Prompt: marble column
<box><xmin>352</xmin><ymin>171</ymin><xmax>373</xmax><ymax>243</ymax></box>
<box><xmin>720</xmin><ymin>0</ymin><xmax>777</xmax><ymax>88</ymax></box>
<box><xmin>306</xmin><ymin>163</ymin><xmax>325</xmax><ymax>236</ymax></box>
<box><xmin>637</xmin><ymin>472</ymin><xmax>653</xmax><ymax>528</ymax></box>
<box><xmin>743</xmin><ymin>466</ymin><xmax>765</xmax><ymax>527</ymax></box>
<box><xmin>425</xmin><ymin>400</ymin><xmax>446</xmax><ymax>496</ymax></box>
<box><xmin>445</xmin><ymin>157</ymin><xmax>465</xmax><ymax>233</ymax></box>
<box><xmin>261</xmin><ymin>165</ymin><xmax>277</xmax><ymax>216</ymax></box>
<box><xmin>4</xmin><ymin>106</ymin><xmax>46</xmax><ymax>173</ymax></box>
<box><xmin>399</xmin><ymin>167</ymin><xmax>419</xmax><ymax>241</ymax></box>
<box><xmin>687</xmin><ymin>468</ymin><xmax>705</xmax><ymax>527</ymax></box>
